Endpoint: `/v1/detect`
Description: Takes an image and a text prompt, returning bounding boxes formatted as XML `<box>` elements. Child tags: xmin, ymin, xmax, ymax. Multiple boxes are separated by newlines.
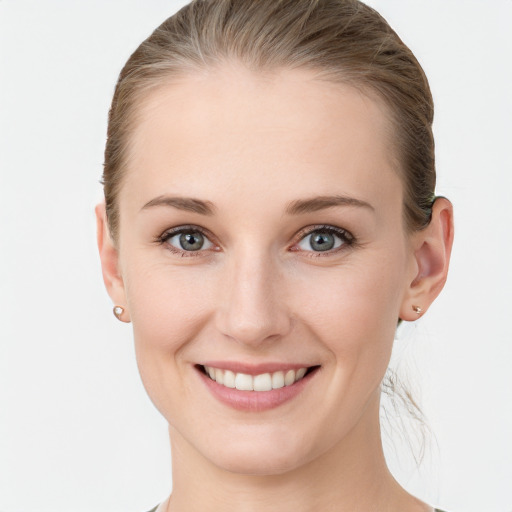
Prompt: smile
<box><xmin>203</xmin><ymin>365</ymin><xmax>309</xmax><ymax>391</ymax></box>
<box><xmin>197</xmin><ymin>363</ymin><xmax>320</xmax><ymax>411</ymax></box>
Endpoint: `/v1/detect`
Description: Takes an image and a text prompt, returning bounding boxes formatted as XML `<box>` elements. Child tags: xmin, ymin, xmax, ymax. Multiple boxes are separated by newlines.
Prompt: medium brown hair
<box><xmin>102</xmin><ymin>0</ymin><xmax>435</xmax><ymax>242</ymax></box>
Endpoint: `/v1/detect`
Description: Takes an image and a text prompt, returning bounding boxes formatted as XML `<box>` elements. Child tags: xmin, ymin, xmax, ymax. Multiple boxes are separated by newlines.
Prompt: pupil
<box><xmin>310</xmin><ymin>232</ymin><xmax>334</xmax><ymax>251</ymax></box>
<box><xmin>180</xmin><ymin>232</ymin><xmax>204</xmax><ymax>251</ymax></box>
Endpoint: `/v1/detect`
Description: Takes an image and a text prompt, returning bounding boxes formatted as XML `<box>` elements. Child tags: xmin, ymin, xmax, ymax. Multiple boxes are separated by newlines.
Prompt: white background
<box><xmin>0</xmin><ymin>1</ymin><xmax>511</xmax><ymax>511</ymax></box>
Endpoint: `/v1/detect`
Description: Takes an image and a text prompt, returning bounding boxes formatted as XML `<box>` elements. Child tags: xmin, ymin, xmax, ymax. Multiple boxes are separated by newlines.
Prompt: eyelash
<box><xmin>155</xmin><ymin>225</ymin><xmax>218</xmax><ymax>258</ymax></box>
<box><xmin>292</xmin><ymin>225</ymin><xmax>356</xmax><ymax>257</ymax></box>
<box><xmin>155</xmin><ymin>224</ymin><xmax>356</xmax><ymax>258</ymax></box>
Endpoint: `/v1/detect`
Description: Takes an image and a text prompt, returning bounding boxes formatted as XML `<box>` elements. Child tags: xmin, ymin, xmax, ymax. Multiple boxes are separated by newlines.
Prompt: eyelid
<box><xmin>156</xmin><ymin>224</ymin><xmax>220</xmax><ymax>256</ymax></box>
<box><xmin>291</xmin><ymin>224</ymin><xmax>355</xmax><ymax>255</ymax></box>
<box><xmin>154</xmin><ymin>223</ymin><xmax>355</xmax><ymax>257</ymax></box>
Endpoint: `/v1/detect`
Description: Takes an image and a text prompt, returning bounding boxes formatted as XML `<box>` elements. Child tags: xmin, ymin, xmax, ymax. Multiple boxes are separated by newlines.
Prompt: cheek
<box><xmin>125</xmin><ymin>260</ymin><xmax>214</xmax><ymax>346</ymax></box>
<box><xmin>122</xmin><ymin>260</ymin><xmax>218</xmax><ymax>415</ymax></box>
<box><xmin>290</xmin><ymin>258</ymin><xmax>405</xmax><ymax>437</ymax></box>
<box><xmin>295</xmin><ymin>255</ymin><xmax>405</xmax><ymax>365</ymax></box>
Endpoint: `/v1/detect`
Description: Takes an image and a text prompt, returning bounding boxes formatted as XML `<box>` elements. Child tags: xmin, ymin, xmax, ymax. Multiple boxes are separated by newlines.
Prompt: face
<box><xmin>112</xmin><ymin>65</ymin><xmax>418</xmax><ymax>475</ymax></box>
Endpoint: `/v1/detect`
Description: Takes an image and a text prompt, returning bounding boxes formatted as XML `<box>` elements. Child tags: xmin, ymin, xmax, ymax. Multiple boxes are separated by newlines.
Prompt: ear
<box><xmin>95</xmin><ymin>202</ymin><xmax>131</xmax><ymax>322</ymax></box>
<box><xmin>400</xmin><ymin>197</ymin><xmax>454</xmax><ymax>321</ymax></box>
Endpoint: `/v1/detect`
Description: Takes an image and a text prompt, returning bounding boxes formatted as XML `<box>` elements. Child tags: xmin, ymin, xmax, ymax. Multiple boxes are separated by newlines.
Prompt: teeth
<box><xmin>253</xmin><ymin>373</ymin><xmax>272</xmax><ymax>392</ymax></box>
<box><xmin>295</xmin><ymin>367</ymin><xmax>307</xmax><ymax>381</ymax></box>
<box><xmin>235</xmin><ymin>373</ymin><xmax>253</xmax><ymax>391</ymax></box>
<box><xmin>284</xmin><ymin>370</ymin><xmax>295</xmax><ymax>386</ymax></box>
<box><xmin>223</xmin><ymin>370</ymin><xmax>236</xmax><ymax>388</ymax></box>
<box><xmin>203</xmin><ymin>366</ymin><xmax>310</xmax><ymax>391</ymax></box>
<box><xmin>271</xmin><ymin>371</ymin><xmax>285</xmax><ymax>389</ymax></box>
<box><xmin>215</xmin><ymin>368</ymin><xmax>224</xmax><ymax>385</ymax></box>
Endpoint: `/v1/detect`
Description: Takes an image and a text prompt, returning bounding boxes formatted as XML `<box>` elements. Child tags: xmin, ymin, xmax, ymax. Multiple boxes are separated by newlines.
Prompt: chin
<box><xmin>214</xmin><ymin>451</ymin><xmax>305</xmax><ymax>476</ymax></box>
<box><xmin>203</xmin><ymin>431</ymin><xmax>315</xmax><ymax>476</ymax></box>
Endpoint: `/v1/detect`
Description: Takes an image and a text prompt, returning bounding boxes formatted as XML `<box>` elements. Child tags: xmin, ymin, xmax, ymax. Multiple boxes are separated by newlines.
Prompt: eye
<box><xmin>295</xmin><ymin>226</ymin><xmax>353</xmax><ymax>253</ymax></box>
<box><xmin>159</xmin><ymin>227</ymin><xmax>214</xmax><ymax>254</ymax></box>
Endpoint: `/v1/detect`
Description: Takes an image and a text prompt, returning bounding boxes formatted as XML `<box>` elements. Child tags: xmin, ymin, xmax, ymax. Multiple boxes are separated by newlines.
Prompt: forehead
<box><xmin>122</xmin><ymin>64</ymin><xmax>401</xmax><ymax>214</ymax></box>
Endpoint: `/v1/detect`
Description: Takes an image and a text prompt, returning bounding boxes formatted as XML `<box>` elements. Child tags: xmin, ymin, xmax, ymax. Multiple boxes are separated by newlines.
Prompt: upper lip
<box><xmin>198</xmin><ymin>361</ymin><xmax>318</xmax><ymax>375</ymax></box>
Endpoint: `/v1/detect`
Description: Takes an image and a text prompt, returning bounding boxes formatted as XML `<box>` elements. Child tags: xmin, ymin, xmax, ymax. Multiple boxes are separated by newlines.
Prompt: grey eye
<box><xmin>167</xmin><ymin>231</ymin><xmax>213</xmax><ymax>251</ymax></box>
<box><xmin>298</xmin><ymin>230</ymin><xmax>344</xmax><ymax>252</ymax></box>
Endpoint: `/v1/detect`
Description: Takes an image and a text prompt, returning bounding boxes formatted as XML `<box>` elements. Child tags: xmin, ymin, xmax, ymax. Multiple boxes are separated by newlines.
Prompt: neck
<box><xmin>165</xmin><ymin>393</ymin><xmax>430</xmax><ymax>512</ymax></box>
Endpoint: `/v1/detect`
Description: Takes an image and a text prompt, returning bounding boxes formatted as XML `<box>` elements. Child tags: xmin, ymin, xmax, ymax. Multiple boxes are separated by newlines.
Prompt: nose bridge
<box><xmin>217</xmin><ymin>244</ymin><xmax>291</xmax><ymax>346</ymax></box>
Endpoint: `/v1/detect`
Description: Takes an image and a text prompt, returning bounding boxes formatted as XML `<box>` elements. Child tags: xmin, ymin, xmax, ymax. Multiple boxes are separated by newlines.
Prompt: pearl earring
<box><xmin>113</xmin><ymin>306</ymin><xmax>125</xmax><ymax>321</ymax></box>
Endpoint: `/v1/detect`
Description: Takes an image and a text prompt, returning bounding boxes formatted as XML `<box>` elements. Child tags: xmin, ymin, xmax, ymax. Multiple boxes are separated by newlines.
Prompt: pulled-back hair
<box><xmin>103</xmin><ymin>0</ymin><xmax>435</xmax><ymax>242</ymax></box>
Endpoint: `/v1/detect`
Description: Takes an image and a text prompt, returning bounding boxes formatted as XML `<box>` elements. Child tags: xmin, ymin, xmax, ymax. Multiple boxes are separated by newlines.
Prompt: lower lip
<box><xmin>197</xmin><ymin>367</ymin><xmax>318</xmax><ymax>412</ymax></box>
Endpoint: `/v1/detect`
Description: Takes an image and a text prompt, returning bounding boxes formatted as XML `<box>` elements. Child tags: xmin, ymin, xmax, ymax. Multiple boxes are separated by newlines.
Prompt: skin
<box><xmin>97</xmin><ymin>64</ymin><xmax>453</xmax><ymax>512</ymax></box>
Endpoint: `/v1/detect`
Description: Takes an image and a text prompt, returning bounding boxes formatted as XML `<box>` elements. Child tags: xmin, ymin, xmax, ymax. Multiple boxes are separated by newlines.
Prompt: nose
<box><xmin>215</xmin><ymin>248</ymin><xmax>292</xmax><ymax>348</ymax></box>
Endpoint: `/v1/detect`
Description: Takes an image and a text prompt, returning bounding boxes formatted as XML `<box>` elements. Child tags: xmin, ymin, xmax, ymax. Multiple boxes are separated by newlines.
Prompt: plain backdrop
<box><xmin>1</xmin><ymin>1</ymin><xmax>511</xmax><ymax>511</ymax></box>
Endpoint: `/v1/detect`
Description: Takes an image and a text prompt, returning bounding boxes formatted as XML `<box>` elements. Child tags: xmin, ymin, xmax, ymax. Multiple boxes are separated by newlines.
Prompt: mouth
<box><xmin>196</xmin><ymin>363</ymin><xmax>320</xmax><ymax>411</ymax></box>
<box><xmin>198</xmin><ymin>364</ymin><xmax>319</xmax><ymax>391</ymax></box>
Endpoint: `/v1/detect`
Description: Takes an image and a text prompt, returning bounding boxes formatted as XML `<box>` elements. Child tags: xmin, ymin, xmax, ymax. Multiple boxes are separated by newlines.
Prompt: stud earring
<box><xmin>113</xmin><ymin>306</ymin><xmax>125</xmax><ymax>321</ymax></box>
<box><xmin>412</xmin><ymin>305</ymin><xmax>422</xmax><ymax>315</ymax></box>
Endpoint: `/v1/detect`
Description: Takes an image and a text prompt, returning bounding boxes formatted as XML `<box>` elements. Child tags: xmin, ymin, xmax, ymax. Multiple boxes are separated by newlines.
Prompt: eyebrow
<box><xmin>285</xmin><ymin>195</ymin><xmax>374</xmax><ymax>215</ymax></box>
<box><xmin>141</xmin><ymin>195</ymin><xmax>216</xmax><ymax>215</ymax></box>
<box><xmin>140</xmin><ymin>194</ymin><xmax>374</xmax><ymax>216</ymax></box>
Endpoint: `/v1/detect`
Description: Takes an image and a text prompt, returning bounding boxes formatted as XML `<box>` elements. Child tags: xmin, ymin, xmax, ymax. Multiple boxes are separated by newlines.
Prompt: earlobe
<box><xmin>95</xmin><ymin>202</ymin><xmax>130</xmax><ymax>322</ymax></box>
<box><xmin>400</xmin><ymin>197</ymin><xmax>454</xmax><ymax>321</ymax></box>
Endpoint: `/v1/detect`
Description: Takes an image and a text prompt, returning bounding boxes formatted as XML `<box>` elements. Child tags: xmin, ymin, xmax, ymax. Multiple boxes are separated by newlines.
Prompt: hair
<box><xmin>102</xmin><ymin>0</ymin><xmax>434</xmax><ymax>458</ymax></box>
<box><xmin>102</xmin><ymin>0</ymin><xmax>436</xmax><ymax>243</ymax></box>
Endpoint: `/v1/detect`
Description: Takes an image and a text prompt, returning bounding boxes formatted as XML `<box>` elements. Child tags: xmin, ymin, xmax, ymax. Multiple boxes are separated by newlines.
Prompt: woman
<box><xmin>96</xmin><ymin>0</ymin><xmax>453</xmax><ymax>510</ymax></box>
